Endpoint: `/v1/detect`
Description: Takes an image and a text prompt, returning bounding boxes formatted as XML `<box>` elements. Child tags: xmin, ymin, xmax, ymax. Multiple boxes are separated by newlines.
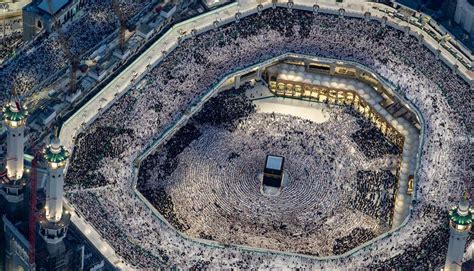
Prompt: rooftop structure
<box><xmin>36</xmin><ymin>0</ymin><xmax>69</xmax><ymax>15</ymax></box>
<box><xmin>160</xmin><ymin>3</ymin><xmax>176</xmax><ymax>19</ymax></box>
<box><xmin>22</xmin><ymin>0</ymin><xmax>85</xmax><ymax>41</ymax></box>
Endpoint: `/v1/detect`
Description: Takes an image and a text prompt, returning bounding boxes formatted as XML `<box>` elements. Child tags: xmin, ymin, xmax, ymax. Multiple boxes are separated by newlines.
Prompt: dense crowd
<box><xmin>0</xmin><ymin>19</ymin><xmax>22</xmax><ymax>63</ymax></box>
<box><xmin>0</xmin><ymin>0</ymin><xmax>149</xmax><ymax>103</ymax></box>
<box><xmin>351</xmin><ymin>170</ymin><xmax>397</xmax><ymax>223</ymax></box>
<box><xmin>64</xmin><ymin>7</ymin><xmax>472</xmax><ymax>269</ymax></box>
<box><xmin>351</xmin><ymin>124</ymin><xmax>401</xmax><ymax>159</ymax></box>
<box><xmin>137</xmin><ymin>89</ymin><xmax>397</xmax><ymax>257</ymax></box>
<box><xmin>66</xmin><ymin>126</ymin><xmax>135</xmax><ymax>189</ymax></box>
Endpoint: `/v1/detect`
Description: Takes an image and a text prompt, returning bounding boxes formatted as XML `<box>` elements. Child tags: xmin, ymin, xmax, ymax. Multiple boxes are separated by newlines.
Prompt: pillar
<box><xmin>6</xmin><ymin>124</ymin><xmax>25</xmax><ymax>180</ymax></box>
<box><xmin>45</xmin><ymin>165</ymin><xmax>65</xmax><ymax>222</ymax></box>
<box><xmin>235</xmin><ymin>75</ymin><xmax>241</xmax><ymax>89</ymax></box>
<box><xmin>404</xmin><ymin>26</ymin><xmax>410</xmax><ymax>37</ymax></box>
<box><xmin>330</xmin><ymin>64</ymin><xmax>336</xmax><ymax>75</ymax></box>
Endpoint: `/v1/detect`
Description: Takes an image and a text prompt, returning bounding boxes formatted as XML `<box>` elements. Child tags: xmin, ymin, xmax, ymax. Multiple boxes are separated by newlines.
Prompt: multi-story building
<box><xmin>22</xmin><ymin>0</ymin><xmax>87</xmax><ymax>41</ymax></box>
<box><xmin>454</xmin><ymin>0</ymin><xmax>474</xmax><ymax>35</ymax></box>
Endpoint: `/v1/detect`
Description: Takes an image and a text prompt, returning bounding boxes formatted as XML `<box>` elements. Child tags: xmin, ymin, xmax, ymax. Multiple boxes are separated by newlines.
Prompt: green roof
<box><xmin>44</xmin><ymin>145</ymin><xmax>69</xmax><ymax>164</ymax></box>
<box><xmin>2</xmin><ymin>104</ymin><xmax>27</xmax><ymax>122</ymax></box>
<box><xmin>449</xmin><ymin>207</ymin><xmax>473</xmax><ymax>226</ymax></box>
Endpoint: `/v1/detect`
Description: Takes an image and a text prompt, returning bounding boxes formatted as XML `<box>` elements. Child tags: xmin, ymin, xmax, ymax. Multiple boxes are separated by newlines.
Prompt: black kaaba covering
<box><xmin>263</xmin><ymin>155</ymin><xmax>284</xmax><ymax>188</ymax></box>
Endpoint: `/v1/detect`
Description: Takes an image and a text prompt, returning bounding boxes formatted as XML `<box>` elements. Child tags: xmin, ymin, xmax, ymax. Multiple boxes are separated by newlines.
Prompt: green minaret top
<box><xmin>44</xmin><ymin>129</ymin><xmax>69</xmax><ymax>169</ymax></box>
<box><xmin>449</xmin><ymin>192</ymin><xmax>472</xmax><ymax>227</ymax></box>
<box><xmin>2</xmin><ymin>98</ymin><xmax>28</xmax><ymax>128</ymax></box>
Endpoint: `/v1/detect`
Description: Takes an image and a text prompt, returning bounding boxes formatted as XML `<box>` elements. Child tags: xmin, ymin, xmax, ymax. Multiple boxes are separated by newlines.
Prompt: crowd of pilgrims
<box><xmin>135</xmin><ymin>86</ymin><xmax>399</xmax><ymax>257</ymax></box>
<box><xmin>351</xmin><ymin>124</ymin><xmax>401</xmax><ymax>160</ymax></box>
<box><xmin>0</xmin><ymin>19</ymin><xmax>22</xmax><ymax>63</ymax></box>
<box><xmin>63</xmin><ymin>7</ymin><xmax>471</xmax><ymax>269</ymax></box>
<box><xmin>0</xmin><ymin>0</ymin><xmax>148</xmax><ymax>102</ymax></box>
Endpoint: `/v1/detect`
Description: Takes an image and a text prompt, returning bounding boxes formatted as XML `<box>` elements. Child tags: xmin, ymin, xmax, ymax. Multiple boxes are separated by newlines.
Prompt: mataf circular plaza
<box><xmin>54</xmin><ymin>1</ymin><xmax>472</xmax><ymax>270</ymax></box>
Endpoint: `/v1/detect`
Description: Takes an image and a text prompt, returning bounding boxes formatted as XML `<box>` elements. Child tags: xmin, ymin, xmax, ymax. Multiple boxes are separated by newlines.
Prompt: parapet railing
<box><xmin>388</xmin><ymin>2</ymin><xmax>473</xmax><ymax>68</ymax></box>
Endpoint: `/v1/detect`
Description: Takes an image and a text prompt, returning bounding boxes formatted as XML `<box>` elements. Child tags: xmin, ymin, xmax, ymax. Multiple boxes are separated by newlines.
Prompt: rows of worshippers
<box><xmin>64</xmin><ymin>7</ymin><xmax>471</xmax><ymax>270</ymax></box>
<box><xmin>136</xmin><ymin>87</ymin><xmax>400</xmax><ymax>257</ymax></box>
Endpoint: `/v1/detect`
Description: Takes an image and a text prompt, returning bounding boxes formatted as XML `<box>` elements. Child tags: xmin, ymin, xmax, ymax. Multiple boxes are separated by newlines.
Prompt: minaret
<box><xmin>39</xmin><ymin>131</ymin><xmax>71</xmax><ymax>246</ymax></box>
<box><xmin>1</xmin><ymin>92</ymin><xmax>28</xmax><ymax>203</ymax></box>
<box><xmin>444</xmin><ymin>193</ymin><xmax>472</xmax><ymax>271</ymax></box>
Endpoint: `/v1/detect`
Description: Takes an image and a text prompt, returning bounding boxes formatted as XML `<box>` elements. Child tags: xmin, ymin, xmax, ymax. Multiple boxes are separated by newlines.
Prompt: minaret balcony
<box><xmin>38</xmin><ymin>209</ymin><xmax>71</xmax><ymax>244</ymax></box>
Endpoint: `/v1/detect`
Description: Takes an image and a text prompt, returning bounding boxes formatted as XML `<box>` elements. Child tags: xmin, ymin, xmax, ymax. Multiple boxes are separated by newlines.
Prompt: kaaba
<box><xmin>263</xmin><ymin>155</ymin><xmax>285</xmax><ymax>188</ymax></box>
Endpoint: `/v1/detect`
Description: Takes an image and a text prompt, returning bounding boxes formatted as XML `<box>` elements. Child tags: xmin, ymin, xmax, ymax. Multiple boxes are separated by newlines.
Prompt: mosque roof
<box><xmin>36</xmin><ymin>0</ymin><xmax>70</xmax><ymax>15</ymax></box>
